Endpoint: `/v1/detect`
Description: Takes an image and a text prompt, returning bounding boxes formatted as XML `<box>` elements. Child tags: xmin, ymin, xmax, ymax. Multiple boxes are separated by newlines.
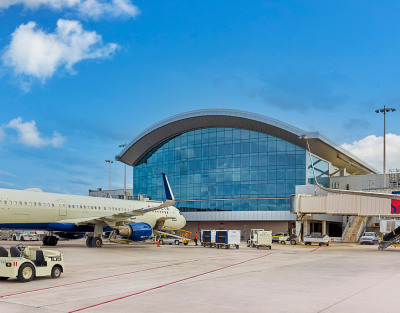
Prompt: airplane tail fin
<box><xmin>162</xmin><ymin>173</ymin><xmax>175</xmax><ymax>201</ymax></box>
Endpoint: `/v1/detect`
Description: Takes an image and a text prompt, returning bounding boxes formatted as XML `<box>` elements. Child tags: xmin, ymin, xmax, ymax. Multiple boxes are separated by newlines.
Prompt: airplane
<box><xmin>0</xmin><ymin>174</ymin><xmax>186</xmax><ymax>248</ymax></box>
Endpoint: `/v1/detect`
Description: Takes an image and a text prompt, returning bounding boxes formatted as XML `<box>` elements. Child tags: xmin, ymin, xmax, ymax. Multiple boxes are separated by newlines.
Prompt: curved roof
<box><xmin>115</xmin><ymin>109</ymin><xmax>378</xmax><ymax>174</ymax></box>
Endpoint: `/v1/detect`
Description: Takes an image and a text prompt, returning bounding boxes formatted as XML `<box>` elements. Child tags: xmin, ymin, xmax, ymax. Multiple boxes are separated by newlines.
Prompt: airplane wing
<box><xmin>53</xmin><ymin>173</ymin><xmax>175</xmax><ymax>227</ymax></box>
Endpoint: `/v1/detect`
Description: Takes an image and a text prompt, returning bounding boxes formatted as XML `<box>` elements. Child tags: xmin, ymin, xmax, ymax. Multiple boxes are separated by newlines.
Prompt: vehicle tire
<box><xmin>326</xmin><ymin>243</ymin><xmax>329</xmax><ymax>246</ymax></box>
<box><xmin>48</xmin><ymin>236</ymin><xmax>58</xmax><ymax>246</ymax></box>
<box><xmin>280</xmin><ymin>241</ymin><xmax>286</xmax><ymax>245</ymax></box>
<box><xmin>17</xmin><ymin>263</ymin><xmax>35</xmax><ymax>282</ymax></box>
<box><xmin>257</xmin><ymin>246</ymin><xmax>259</xmax><ymax>249</ymax></box>
<box><xmin>269</xmin><ymin>246</ymin><xmax>271</xmax><ymax>250</ymax></box>
<box><xmin>175</xmin><ymin>240</ymin><xmax>179</xmax><ymax>245</ymax></box>
<box><xmin>319</xmin><ymin>243</ymin><xmax>322</xmax><ymax>246</ymax></box>
<box><xmin>86</xmin><ymin>236</ymin><xmax>93</xmax><ymax>248</ymax></box>
<box><xmin>203</xmin><ymin>243</ymin><xmax>206</xmax><ymax>247</ymax></box>
<box><xmin>12</xmin><ymin>236</ymin><xmax>17</xmax><ymax>241</ymax></box>
<box><xmin>236</xmin><ymin>245</ymin><xmax>239</xmax><ymax>249</ymax></box>
<box><xmin>0</xmin><ymin>277</ymin><xmax>9</xmax><ymax>280</ymax></box>
<box><xmin>43</xmin><ymin>236</ymin><xmax>49</xmax><ymax>246</ymax></box>
<box><xmin>92</xmin><ymin>237</ymin><xmax>102</xmax><ymax>248</ymax></box>
<box><xmin>21</xmin><ymin>236</ymin><xmax>25</xmax><ymax>241</ymax></box>
<box><xmin>217</xmin><ymin>244</ymin><xmax>220</xmax><ymax>249</ymax></box>
<box><xmin>51</xmin><ymin>266</ymin><xmax>62</xmax><ymax>279</ymax></box>
<box><xmin>291</xmin><ymin>240</ymin><xmax>296</xmax><ymax>245</ymax></box>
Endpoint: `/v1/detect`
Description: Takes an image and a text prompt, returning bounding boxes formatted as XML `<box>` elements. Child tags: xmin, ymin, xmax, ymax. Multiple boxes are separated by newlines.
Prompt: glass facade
<box><xmin>134</xmin><ymin>127</ymin><xmax>307</xmax><ymax>212</ymax></box>
<box><xmin>307</xmin><ymin>155</ymin><xmax>329</xmax><ymax>187</ymax></box>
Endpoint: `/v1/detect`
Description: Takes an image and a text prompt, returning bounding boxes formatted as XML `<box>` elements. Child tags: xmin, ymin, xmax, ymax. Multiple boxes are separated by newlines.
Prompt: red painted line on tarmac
<box><xmin>69</xmin><ymin>253</ymin><xmax>273</xmax><ymax>313</ymax></box>
<box><xmin>0</xmin><ymin>259</ymin><xmax>198</xmax><ymax>298</ymax></box>
<box><xmin>310</xmin><ymin>247</ymin><xmax>320</xmax><ymax>252</ymax></box>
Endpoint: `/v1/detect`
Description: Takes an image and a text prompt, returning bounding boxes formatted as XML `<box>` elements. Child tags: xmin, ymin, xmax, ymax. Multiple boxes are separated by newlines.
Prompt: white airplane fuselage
<box><xmin>0</xmin><ymin>188</ymin><xmax>186</xmax><ymax>231</ymax></box>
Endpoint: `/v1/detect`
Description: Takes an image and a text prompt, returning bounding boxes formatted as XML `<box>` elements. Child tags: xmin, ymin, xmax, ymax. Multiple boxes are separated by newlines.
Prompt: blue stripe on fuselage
<box><xmin>0</xmin><ymin>223</ymin><xmax>113</xmax><ymax>232</ymax></box>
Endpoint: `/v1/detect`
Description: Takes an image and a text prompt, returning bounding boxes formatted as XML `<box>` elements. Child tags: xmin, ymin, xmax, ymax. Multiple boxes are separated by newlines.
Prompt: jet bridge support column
<box><xmin>322</xmin><ymin>221</ymin><xmax>327</xmax><ymax>235</ymax></box>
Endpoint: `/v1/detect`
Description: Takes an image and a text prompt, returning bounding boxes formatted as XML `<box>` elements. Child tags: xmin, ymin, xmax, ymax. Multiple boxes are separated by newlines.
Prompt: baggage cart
<box><xmin>201</xmin><ymin>230</ymin><xmax>216</xmax><ymax>248</ymax></box>
<box><xmin>215</xmin><ymin>230</ymin><xmax>241</xmax><ymax>249</ymax></box>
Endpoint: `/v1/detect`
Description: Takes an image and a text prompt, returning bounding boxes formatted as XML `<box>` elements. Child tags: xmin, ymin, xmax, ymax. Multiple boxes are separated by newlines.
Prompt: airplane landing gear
<box><xmin>86</xmin><ymin>236</ymin><xmax>102</xmax><ymax>248</ymax></box>
<box><xmin>43</xmin><ymin>235</ymin><xmax>58</xmax><ymax>246</ymax></box>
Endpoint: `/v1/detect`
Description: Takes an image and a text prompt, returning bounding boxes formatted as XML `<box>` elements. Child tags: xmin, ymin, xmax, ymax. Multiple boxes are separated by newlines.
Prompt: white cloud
<box><xmin>6</xmin><ymin>117</ymin><xmax>66</xmax><ymax>148</ymax></box>
<box><xmin>342</xmin><ymin>134</ymin><xmax>400</xmax><ymax>173</ymax></box>
<box><xmin>0</xmin><ymin>0</ymin><xmax>140</xmax><ymax>19</ymax></box>
<box><xmin>2</xmin><ymin>19</ymin><xmax>118</xmax><ymax>84</ymax></box>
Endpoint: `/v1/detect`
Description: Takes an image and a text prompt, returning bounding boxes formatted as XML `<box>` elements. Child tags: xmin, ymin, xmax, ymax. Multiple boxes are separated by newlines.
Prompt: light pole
<box><xmin>375</xmin><ymin>105</ymin><xmax>396</xmax><ymax>187</ymax></box>
<box><xmin>119</xmin><ymin>143</ymin><xmax>127</xmax><ymax>190</ymax></box>
<box><xmin>105</xmin><ymin>159</ymin><xmax>113</xmax><ymax>190</ymax></box>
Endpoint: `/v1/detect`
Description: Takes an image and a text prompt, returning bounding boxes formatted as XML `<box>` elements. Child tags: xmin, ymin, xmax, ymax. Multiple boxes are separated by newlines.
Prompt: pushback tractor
<box><xmin>0</xmin><ymin>244</ymin><xmax>64</xmax><ymax>282</ymax></box>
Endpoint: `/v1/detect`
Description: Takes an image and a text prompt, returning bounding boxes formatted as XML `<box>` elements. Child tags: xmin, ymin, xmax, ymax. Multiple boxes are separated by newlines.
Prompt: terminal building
<box><xmin>107</xmin><ymin>109</ymin><xmax>380</xmax><ymax>238</ymax></box>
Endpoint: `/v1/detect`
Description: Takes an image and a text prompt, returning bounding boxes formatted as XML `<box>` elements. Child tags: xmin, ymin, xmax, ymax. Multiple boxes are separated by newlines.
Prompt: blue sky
<box><xmin>1</xmin><ymin>0</ymin><xmax>400</xmax><ymax>194</ymax></box>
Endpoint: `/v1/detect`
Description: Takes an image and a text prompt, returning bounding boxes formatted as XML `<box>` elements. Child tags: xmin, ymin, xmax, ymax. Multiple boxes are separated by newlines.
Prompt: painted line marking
<box><xmin>0</xmin><ymin>259</ymin><xmax>198</xmax><ymax>298</ymax></box>
<box><xmin>310</xmin><ymin>247</ymin><xmax>320</xmax><ymax>252</ymax></box>
<box><xmin>69</xmin><ymin>253</ymin><xmax>273</xmax><ymax>313</ymax></box>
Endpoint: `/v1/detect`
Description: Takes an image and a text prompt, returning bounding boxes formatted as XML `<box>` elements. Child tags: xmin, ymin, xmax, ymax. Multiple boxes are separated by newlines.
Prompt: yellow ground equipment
<box><xmin>154</xmin><ymin>226</ymin><xmax>192</xmax><ymax>245</ymax></box>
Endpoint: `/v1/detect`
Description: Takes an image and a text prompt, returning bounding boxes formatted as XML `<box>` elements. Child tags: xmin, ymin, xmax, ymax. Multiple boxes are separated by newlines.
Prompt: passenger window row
<box><xmin>0</xmin><ymin>199</ymin><xmax>127</xmax><ymax>213</ymax></box>
<box><xmin>0</xmin><ymin>200</ymin><xmax>54</xmax><ymax>207</ymax></box>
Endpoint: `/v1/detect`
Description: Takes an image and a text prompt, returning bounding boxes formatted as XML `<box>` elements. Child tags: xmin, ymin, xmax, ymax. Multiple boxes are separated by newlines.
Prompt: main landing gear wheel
<box><xmin>92</xmin><ymin>237</ymin><xmax>102</xmax><ymax>248</ymax></box>
<box><xmin>48</xmin><ymin>236</ymin><xmax>58</xmax><ymax>246</ymax></box>
<box><xmin>86</xmin><ymin>236</ymin><xmax>94</xmax><ymax>248</ymax></box>
<box><xmin>18</xmin><ymin>263</ymin><xmax>35</xmax><ymax>282</ymax></box>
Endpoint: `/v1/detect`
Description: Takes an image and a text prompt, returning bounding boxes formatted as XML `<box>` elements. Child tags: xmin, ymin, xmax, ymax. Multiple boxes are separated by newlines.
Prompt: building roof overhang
<box><xmin>115</xmin><ymin>109</ymin><xmax>378</xmax><ymax>175</ymax></box>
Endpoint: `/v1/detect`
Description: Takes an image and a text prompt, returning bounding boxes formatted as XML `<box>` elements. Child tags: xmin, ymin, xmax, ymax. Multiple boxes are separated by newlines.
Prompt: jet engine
<box><xmin>117</xmin><ymin>223</ymin><xmax>152</xmax><ymax>241</ymax></box>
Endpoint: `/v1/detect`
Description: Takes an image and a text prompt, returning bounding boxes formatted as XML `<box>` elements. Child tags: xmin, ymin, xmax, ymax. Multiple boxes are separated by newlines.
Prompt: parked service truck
<box><xmin>247</xmin><ymin>229</ymin><xmax>272</xmax><ymax>249</ymax></box>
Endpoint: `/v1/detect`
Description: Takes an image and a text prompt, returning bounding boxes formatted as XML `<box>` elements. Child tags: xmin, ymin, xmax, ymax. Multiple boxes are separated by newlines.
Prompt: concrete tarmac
<box><xmin>0</xmin><ymin>239</ymin><xmax>399</xmax><ymax>313</ymax></box>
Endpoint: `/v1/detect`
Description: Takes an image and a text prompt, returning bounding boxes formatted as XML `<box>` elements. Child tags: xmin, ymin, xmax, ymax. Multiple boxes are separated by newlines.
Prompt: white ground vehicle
<box><xmin>11</xmin><ymin>231</ymin><xmax>39</xmax><ymax>242</ymax></box>
<box><xmin>247</xmin><ymin>229</ymin><xmax>272</xmax><ymax>249</ymax></box>
<box><xmin>304</xmin><ymin>235</ymin><xmax>331</xmax><ymax>246</ymax></box>
<box><xmin>359</xmin><ymin>232</ymin><xmax>380</xmax><ymax>245</ymax></box>
<box><xmin>278</xmin><ymin>235</ymin><xmax>299</xmax><ymax>245</ymax></box>
<box><xmin>0</xmin><ymin>244</ymin><xmax>64</xmax><ymax>282</ymax></box>
<box><xmin>272</xmin><ymin>232</ymin><xmax>288</xmax><ymax>243</ymax></box>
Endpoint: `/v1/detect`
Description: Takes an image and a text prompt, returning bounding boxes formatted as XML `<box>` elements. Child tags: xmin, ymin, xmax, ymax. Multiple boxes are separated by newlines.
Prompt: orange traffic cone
<box><xmin>157</xmin><ymin>240</ymin><xmax>160</xmax><ymax>247</ymax></box>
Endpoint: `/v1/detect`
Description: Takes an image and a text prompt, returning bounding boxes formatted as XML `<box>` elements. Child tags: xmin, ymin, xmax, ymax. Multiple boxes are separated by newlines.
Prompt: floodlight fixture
<box><xmin>375</xmin><ymin>105</ymin><xmax>396</xmax><ymax>184</ymax></box>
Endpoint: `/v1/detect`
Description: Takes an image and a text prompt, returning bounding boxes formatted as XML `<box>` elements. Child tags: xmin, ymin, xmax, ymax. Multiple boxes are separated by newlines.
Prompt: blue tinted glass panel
<box><xmin>134</xmin><ymin>127</ymin><xmax>306</xmax><ymax>212</ymax></box>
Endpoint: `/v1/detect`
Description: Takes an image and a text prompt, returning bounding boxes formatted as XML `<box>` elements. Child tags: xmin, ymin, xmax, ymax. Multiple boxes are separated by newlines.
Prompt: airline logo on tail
<box><xmin>392</xmin><ymin>192</ymin><xmax>400</xmax><ymax>213</ymax></box>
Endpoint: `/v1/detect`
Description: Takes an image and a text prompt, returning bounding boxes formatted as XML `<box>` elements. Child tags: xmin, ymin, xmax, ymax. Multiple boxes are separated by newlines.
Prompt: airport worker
<box><xmin>184</xmin><ymin>232</ymin><xmax>189</xmax><ymax>238</ymax></box>
<box><xmin>194</xmin><ymin>232</ymin><xmax>198</xmax><ymax>246</ymax></box>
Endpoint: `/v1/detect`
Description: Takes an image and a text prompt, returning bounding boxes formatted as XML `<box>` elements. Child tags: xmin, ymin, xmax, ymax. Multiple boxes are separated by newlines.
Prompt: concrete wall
<box><xmin>330</xmin><ymin>174</ymin><xmax>388</xmax><ymax>191</ymax></box>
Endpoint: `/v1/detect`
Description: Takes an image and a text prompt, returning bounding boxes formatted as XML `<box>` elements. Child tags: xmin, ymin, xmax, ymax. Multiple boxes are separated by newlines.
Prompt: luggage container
<box><xmin>201</xmin><ymin>230</ymin><xmax>216</xmax><ymax>248</ymax></box>
<box><xmin>215</xmin><ymin>230</ymin><xmax>241</xmax><ymax>249</ymax></box>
